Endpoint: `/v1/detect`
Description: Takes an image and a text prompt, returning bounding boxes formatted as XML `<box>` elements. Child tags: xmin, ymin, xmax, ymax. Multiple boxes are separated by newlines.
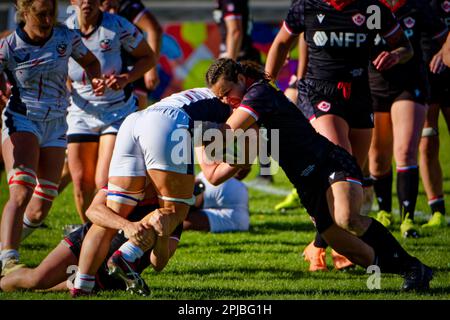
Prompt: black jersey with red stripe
<box><xmin>214</xmin><ymin>0</ymin><xmax>254</xmax><ymax>58</ymax></box>
<box><xmin>284</xmin><ymin>0</ymin><xmax>399</xmax><ymax>81</ymax></box>
<box><xmin>371</xmin><ymin>0</ymin><xmax>447</xmax><ymax>80</ymax></box>
<box><xmin>240</xmin><ymin>80</ymin><xmax>333</xmax><ymax>184</ymax></box>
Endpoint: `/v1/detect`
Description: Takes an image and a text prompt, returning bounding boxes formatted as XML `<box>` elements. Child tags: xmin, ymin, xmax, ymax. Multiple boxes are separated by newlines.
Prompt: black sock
<box><xmin>314</xmin><ymin>232</ymin><xmax>328</xmax><ymax>249</ymax></box>
<box><xmin>372</xmin><ymin>170</ymin><xmax>392</xmax><ymax>212</ymax></box>
<box><xmin>397</xmin><ymin>166</ymin><xmax>419</xmax><ymax>221</ymax></box>
<box><xmin>429</xmin><ymin>196</ymin><xmax>445</xmax><ymax>215</ymax></box>
<box><xmin>360</xmin><ymin>218</ymin><xmax>416</xmax><ymax>274</ymax></box>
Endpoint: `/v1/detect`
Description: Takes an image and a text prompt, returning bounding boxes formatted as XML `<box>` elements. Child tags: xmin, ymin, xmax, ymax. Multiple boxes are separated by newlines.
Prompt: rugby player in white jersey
<box><xmin>0</xmin><ymin>0</ymin><xmax>104</xmax><ymax>276</ymax></box>
<box><xmin>65</xmin><ymin>0</ymin><xmax>155</xmax><ymax>223</ymax></box>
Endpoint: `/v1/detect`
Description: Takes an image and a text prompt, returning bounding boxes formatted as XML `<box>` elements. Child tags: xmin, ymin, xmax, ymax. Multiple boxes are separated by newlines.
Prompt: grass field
<box><xmin>0</xmin><ymin>116</ymin><xmax>449</xmax><ymax>300</ymax></box>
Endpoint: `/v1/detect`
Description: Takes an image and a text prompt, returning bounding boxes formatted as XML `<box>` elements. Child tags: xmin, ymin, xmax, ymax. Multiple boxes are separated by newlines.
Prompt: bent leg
<box><xmin>0</xmin><ymin>242</ymin><xmax>77</xmax><ymax>292</ymax></box>
<box><xmin>1</xmin><ymin>133</ymin><xmax>39</xmax><ymax>252</ymax></box>
<box><xmin>148</xmin><ymin>169</ymin><xmax>195</xmax><ymax>234</ymax></box>
<box><xmin>321</xmin><ymin>224</ymin><xmax>374</xmax><ymax>267</ymax></box>
<box><xmin>68</xmin><ymin>142</ymin><xmax>98</xmax><ymax>222</ymax></box>
<box><xmin>419</xmin><ymin>104</ymin><xmax>444</xmax><ymax>210</ymax></box>
<box><xmin>22</xmin><ymin>147</ymin><xmax>66</xmax><ymax>239</ymax></box>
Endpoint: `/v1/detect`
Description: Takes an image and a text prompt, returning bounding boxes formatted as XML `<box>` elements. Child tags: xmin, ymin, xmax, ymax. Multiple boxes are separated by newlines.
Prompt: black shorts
<box><xmin>294</xmin><ymin>145</ymin><xmax>363</xmax><ymax>234</ymax></box>
<box><xmin>427</xmin><ymin>69</ymin><xmax>450</xmax><ymax>107</ymax></box>
<box><xmin>63</xmin><ymin>223</ymin><xmax>129</xmax><ymax>290</ymax></box>
<box><xmin>298</xmin><ymin>78</ymin><xmax>374</xmax><ymax>129</ymax></box>
<box><xmin>62</xmin><ymin>204</ymin><xmax>183</xmax><ymax>290</ymax></box>
<box><xmin>369</xmin><ymin>67</ymin><xmax>428</xmax><ymax>112</ymax></box>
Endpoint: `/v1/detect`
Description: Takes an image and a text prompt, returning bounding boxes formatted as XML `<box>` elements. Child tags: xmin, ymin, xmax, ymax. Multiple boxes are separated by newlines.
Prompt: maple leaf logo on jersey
<box><xmin>352</xmin><ymin>13</ymin><xmax>366</xmax><ymax>26</ymax></box>
<box><xmin>403</xmin><ymin>17</ymin><xmax>415</xmax><ymax>29</ymax></box>
<box><xmin>56</xmin><ymin>42</ymin><xmax>67</xmax><ymax>56</ymax></box>
<box><xmin>442</xmin><ymin>1</ymin><xmax>450</xmax><ymax>13</ymax></box>
<box><xmin>317</xmin><ymin>101</ymin><xmax>331</xmax><ymax>112</ymax></box>
<box><xmin>100</xmin><ymin>39</ymin><xmax>112</xmax><ymax>51</ymax></box>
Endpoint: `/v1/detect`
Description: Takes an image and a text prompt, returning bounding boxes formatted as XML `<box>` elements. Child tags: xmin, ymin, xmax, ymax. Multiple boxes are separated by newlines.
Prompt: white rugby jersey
<box><xmin>148</xmin><ymin>88</ymin><xmax>232</xmax><ymax>126</ymax></box>
<box><xmin>66</xmin><ymin>12</ymin><xmax>143</xmax><ymax>113</ymax></box>
<box><xmin>197</xmin><ymin>171</ymin><xmax>248</xmax><ymax>211</ymax></box>
<box><xmin>0</xmin><ymin>24</ymin><xmax>89</xmax><ymax>121</ymax></box>
<box><xmin>151</xmin><ymin>88</ymin><xmax>218</xmax><ymax>109</ymax></box>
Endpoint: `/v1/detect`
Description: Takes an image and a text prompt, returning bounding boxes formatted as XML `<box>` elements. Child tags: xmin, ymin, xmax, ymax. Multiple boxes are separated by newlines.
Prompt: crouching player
<box><xmin>0</xmin><ymin>186</ymin><xmax>181</xmax><ymax>296</ymax></box>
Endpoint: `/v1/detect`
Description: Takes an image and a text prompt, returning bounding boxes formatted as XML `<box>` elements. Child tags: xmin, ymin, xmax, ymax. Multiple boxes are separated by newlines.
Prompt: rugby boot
<box><xmin>302</xmin><ymin>241</ymin><xmax>328</xmax><ymax>272</ymax></box>
<box><xmin>107</xmin><ymin>250</ymin><xmax>150</xmax><ymax>296</ymax></box>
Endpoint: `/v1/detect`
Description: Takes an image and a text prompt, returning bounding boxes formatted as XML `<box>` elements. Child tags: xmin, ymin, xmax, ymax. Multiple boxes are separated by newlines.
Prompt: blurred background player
<box><xmin>64</xmin><ymin>0</ymin><xmax>154</xmax><ymax>224</ymax></box>
<box><xmin>100</xmin><ymin>0</ymin><xmax>162</xmax><ymax>109</ymax></box>
<box><xmin>213</xmin><ymin>0</ymin><xmax>261</xmax><ymax>62</ymax></box>
<box><xmin>368</xmin><ymin>0</ymin><xmax>448</xmax><ymax>237</ymax></box>
<box><xmin>0</xmin><ymin>0</ymin><xmax>103</xmax><ymax>276</ymax></box>
<box><xmin>418</xmin><ymin>0</ymin><xmax>450</xmax><ymax>228</ymax></box>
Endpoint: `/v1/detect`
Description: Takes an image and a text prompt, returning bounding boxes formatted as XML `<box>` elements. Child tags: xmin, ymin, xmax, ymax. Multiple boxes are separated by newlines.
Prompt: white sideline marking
<box><xmin>244</xmin><ymin>180</ymin><xmax>291</xmax><ymax>196</ymax></box>
<box><xmin>245</xmin><ymin>179</ymin><xmax>450</xmax><ymax>222</ymax></box>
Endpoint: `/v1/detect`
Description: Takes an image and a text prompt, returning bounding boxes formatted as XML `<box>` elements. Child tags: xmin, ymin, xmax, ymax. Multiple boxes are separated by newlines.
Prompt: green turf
<box><xmin>0</xmin><ymin>115</ymin><xmax>449</xmax><ymax>300</ymax></box>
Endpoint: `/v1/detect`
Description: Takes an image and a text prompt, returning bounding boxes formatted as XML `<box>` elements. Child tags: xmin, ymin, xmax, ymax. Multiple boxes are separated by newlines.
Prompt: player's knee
<box><xmin>32</xmin><ymin>179</ymin><xmax>59</xmax><ymax>203</ymax></box>
<box><xmin>25</xmin><ymin>269</ymin><xmax>51</xmax><ymax>289</ymax></box>
<box><xmin>7</xmin><ymin>167</ymin><xmax>37</xmax><ymax>205</ymax></box>
<box><xmin>394</xmin><ymin>145</ymin><xmax>417</xmax><ymax>165</ymax></box>
<box><xmin>335</xmin><ymin>212</ymin><xmax>362</xmax><ymax>233</ymax></box>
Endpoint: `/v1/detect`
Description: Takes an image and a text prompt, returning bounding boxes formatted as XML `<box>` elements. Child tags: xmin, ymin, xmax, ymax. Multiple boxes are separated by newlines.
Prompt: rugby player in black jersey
<box><xmin>206</xmin><ymin>58</ymin><xmax>433</xmax><ymax>291</ymax></box>
<box><xmin>419</xmin><ymin>0</ymin><xmax>450</xmax><ymax>229</ymax></box>
<box><xmin>264</xmin><ymin>0</ymin><xmax>413</xmax><ymax>269</ymax></box>
<box><xmin>214</xmin><ymin>0</ymin><xmax>261</xmax><ymax>63</ymax></box>
<box><xmin>367</xmin><ymin>0</ymin><xmax>448</xmax><ymax>237</ymax></box>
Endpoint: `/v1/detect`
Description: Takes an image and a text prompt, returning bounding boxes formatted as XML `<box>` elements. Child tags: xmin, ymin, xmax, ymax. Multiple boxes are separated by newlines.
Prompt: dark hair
<box><xmin>205</xmin><ymin>58</ymin><xmax>270</xmax><ymax>87</ymax></box>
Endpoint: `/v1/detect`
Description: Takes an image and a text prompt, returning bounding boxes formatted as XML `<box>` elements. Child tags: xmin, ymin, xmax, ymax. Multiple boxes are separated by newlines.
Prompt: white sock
<box><xmin>0</xmin><ymin>249</ymin><xmax>19</xmax><ymax>263</ymax></box>
<box><xmin>21</xmin><ymin>215</ymin><xmax>42</xmax><ymax>240</ymax></box>
<box><xmin>118</xmin><ymin>241</ymin><xmax>144</xmax><ymax>263</ymax></box>
<box><xmin>74</xmin><ymin>272</ymin><xmax>96</xmax><ymax>292</ymax></box>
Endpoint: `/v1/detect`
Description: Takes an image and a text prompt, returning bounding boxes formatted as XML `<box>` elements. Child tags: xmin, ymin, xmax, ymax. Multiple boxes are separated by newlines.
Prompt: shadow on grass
<box><xmin>249</xmin><ymin>220</ymin><xmax>314</xmax><ymax>234</ymax></box>
<box><xmin>152</xmin><ymin>285</ymin><xmax>450</xmax><ymax>299</ymax></box>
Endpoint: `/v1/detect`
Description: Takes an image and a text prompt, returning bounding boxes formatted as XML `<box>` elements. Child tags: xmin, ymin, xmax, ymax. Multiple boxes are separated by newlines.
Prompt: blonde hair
<box><xmin>16</xmin><ymin>0</ymin><xmax>58</xmax><ymax>25</ymax></box>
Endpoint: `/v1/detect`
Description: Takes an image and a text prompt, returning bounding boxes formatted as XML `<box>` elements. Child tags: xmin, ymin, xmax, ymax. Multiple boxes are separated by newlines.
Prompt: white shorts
<box><xmin>202</xmin><ymin>208</ymin><xmax>250</xmax><ymax>233</ymax></box>
<box><xmin>2</xmin><ymin>109</ymin><xmax>68</xmax><ymax>148</ymax></box>
<box><xmin>67</xmin><ymin>97</ymin><xmax>137</xmax><ymax>142</ymax></box>
<box><xmin>109</xmin><ymin>106</ymin><xmax>194</xmax><ymax>177</ymax></box>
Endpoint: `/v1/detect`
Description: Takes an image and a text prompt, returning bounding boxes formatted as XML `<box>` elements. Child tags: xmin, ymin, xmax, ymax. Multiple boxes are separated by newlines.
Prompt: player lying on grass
<box><xmin>0</xmin><ymin>186</ymin><xmax>181</xmax><ymax>295</ymax></box>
